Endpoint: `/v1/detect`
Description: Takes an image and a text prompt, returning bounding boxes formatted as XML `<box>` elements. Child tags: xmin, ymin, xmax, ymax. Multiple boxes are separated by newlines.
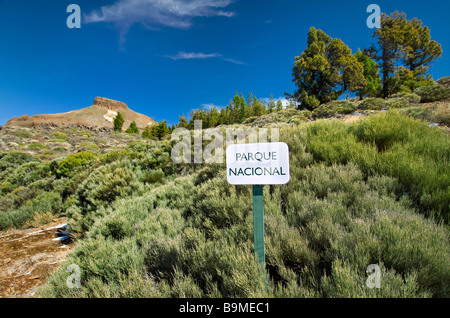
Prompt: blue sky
<box><xmin>0</xmin><ymin>0</ymin><xmax>449</xmax><ymax>126</ymax></box>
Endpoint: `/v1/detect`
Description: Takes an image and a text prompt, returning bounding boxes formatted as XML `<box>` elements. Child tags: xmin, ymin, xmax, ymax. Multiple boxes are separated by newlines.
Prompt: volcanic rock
<box><xmin>4</xmin><ymin>97</ymin><xmax>156</xmax><ymax>130</ymax></box>
<box><xmin>436</xmin><ymin>76</ymin><xmax>450</xmax><ymax>88</ymax></box>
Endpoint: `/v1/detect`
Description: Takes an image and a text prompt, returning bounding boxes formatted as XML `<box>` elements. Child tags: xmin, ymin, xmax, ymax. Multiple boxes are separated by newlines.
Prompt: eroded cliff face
<box><xmin>4</xmin><ymin>97</ymin><xmax>157</xmax><ymax>130</ymax></box>
<box><xmin>92</xmin><ymin>97</ymin><xmax>129</xmax><ymax>111</ymax></box>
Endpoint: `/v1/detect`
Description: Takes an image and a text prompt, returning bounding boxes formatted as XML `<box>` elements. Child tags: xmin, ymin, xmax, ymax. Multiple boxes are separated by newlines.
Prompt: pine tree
<box><xmin>113</xmin><ymin>112</ymin><xmax>125</xmax><ymax>132</ymax></box>
<box><xmin>208</xmin><ymin>107</ymin><xmax>220</xmax><ymax>128</ymax></box>
<box><xmin>355</xmin><ymin>50</ymin><xmax>382</xmax><ymax>98</ymax></box>
<box><xmin>218</xmin><ymin>108</ymin><xmax>227</xmax><ymax>125</ymax></box>
<box><xmin>125</xmin><ymin>121</ymin><xmax>139</xmax><ymax>134</ymax></box>
<box><xmin>151</xmin><ymin>120</ymin><xmax>169</xmax><ymax>140</ymax></box>
<box><xmin>401</xmin><ymin>15</ymin><xmax>442</xmax><ymax>84</ymax></box>
<box><xmin>142</xmin><ymin>126</ymin><xmax>153</xmax><ymax>139</ymax></box>
<box><xmin>368</xmin><ymin>11</ymin><xmax>442</xmax><ymax>97</ymax></box>
<box><xmin>235</xmin><ymin>93</ymin><xmax>247</xmax><ymax>123</ymax></box>
<box><xmin>276</xmin><ymin>99</ymin><xmax>283</xmax><ymax>111</ymax></box>
<box><xmin>292</xmin><ymin>27</ymin><xmax>362</xmax><ymax>110</ymax></box>
<box><xmin>177</xmin><ymin>115</ymin><xmax>188</xmax><ymax>128</ymax></box>
<box><xmin>267</xmin><ymin>94</ymin><xmax>276</xmax><ymax>113</ymax></box>
<box><xmin>340</xmin><ymin>54</ymin><xmax>368</xmax><ymax>99</ymax></box>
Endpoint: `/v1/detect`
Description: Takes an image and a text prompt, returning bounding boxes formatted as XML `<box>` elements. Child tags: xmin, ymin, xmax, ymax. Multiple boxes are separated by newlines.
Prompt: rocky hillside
<box><xmin>0</xmin><ymin>125</ymin><xmax>148</xmax><ymax>161</ymax></box>
<box><xmin>4</xmin><ymin>97</ymin><xmax>157</xmax><ymax>131</ymax></box>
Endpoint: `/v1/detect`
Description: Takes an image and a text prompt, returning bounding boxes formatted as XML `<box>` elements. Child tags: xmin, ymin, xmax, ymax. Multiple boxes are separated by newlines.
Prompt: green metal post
<box><xmin>253</xmin><ymin>184</ymin><xmax>266</xmax><ymax>290</ymax></box>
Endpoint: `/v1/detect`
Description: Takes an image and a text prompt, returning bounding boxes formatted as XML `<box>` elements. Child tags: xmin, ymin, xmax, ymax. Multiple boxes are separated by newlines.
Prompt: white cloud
<box><xmin>84</xmin><ymin>0</ymin><xmax>235</xmax><ymax>30</ymax></box>
<box><xmin>165</xmin><ymin>51</ymin><xmax>246</xmax><ymax>65</ymax></box>
<box><xmin>167</xmin><ymin>51</ymin><xmax>222</xmax><ymax>60</ymax></box>
<box><xmin>223</xmin><ymin>58</ymin><xmax>248</xmax><ymax>65</ymax></box>
<box><xmin>262</xmin><ymin>97</ymin><xmax>290</xmax><ymax>107</ymax></box>
<box><xmin>202</xmin><ymin>103</ymin><xmax>225</xmax><ymax>110</ymax></box>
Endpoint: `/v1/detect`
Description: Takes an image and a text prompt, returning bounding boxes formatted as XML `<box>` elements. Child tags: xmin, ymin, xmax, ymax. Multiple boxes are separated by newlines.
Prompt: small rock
<box><xmin>27</xmin><ymin>275</ymin><xmax>40</xmax><ymax>280</ymax></box>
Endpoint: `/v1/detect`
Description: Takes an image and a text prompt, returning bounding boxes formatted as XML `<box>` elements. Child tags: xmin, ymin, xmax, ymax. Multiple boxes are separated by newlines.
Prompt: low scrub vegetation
<box><xmin>30</xmin><ymin>111</ymin><xmax>450</xmax><ymax>298</ymax></box>
<box><xmin>1</xmin><ymin>98</ymin><xmax>449</xmax><ymax>298</ymax></box>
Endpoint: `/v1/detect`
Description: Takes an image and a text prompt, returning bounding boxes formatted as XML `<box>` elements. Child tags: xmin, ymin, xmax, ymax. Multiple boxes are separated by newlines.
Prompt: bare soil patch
<box><xmin>0</xmin><ymin>217</ymin><xmax>74</xmax><ymax>298</ymax></box>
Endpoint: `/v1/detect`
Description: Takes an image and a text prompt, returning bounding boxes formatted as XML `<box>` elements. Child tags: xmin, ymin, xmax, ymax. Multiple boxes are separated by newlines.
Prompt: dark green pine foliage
<box><xmin>113</xmin><ymin>112</ymin><xmax>125</xmax><ymax>132</ymax></box>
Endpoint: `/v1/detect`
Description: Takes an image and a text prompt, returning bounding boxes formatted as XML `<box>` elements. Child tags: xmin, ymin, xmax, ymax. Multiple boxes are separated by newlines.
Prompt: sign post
<box><xmin>252</xmin><ymin>184</ymin><xmax>265</xmax><ymax>266</ymax></box>
<box><xmin>252</xmin><ymin>184</ymin><xmax>266</xmax><ymax>289</ymax></box>
<box><xmin>226</xmin><ymin>142</ymin><xmax>290</xmax><ymax>291</ymax></box>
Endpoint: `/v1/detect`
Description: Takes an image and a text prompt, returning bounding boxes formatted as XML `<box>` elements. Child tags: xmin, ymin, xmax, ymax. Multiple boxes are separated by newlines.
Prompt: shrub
<box><xmin>0</xmin><ymin>205</ymin><xmax>34</xmax><ymax>230</ymax></box>
<box><xmin>0</xmin><ymin>152</ymin><xmax>38</xmax><ymax>177</ymax></box>
<box><xmin>68</xmin><ymin>161</ymin><xmax>141</xmax><ymax>235</ymax></box>
<box><xmin>50</xmin><ymin>131</ymin><xmax>68</xmax><ymax>141</ymax></box>
<box><xmin>52</xmin><ymin>152</ymin><xmax>97</xmax><ymax>178</ymax></box>
<box><xmin>125</xmin><ymin>121</ymin><xmax>139</xmax><ymax>134</ymax></box>
<box><xmin>386</xmin><ymin>97</ymin><xmax>410</xmax><ymax>109</ymax></box>
<box><xmin>307</xmin><ymin>113</ymin><xmax>450</xmax><ymax>222</ymax></box>
<box><xmin>311</xmin><ymin>100</ymin><xmax>357</xmax><ymax>119</ymax></box>
<box><xmin>320</xmin><ymin>260</ymin><xmax>429</xmax><ymax>298</ymax></box>
<box><xmin>78</xmin><ymin>142</ymin><xmax>100</xmax><ymax>151</ymax></box>
<box><xmin>287</xmin><ymin>115</ymin><xmax>308</xmax><ymax>124</ymax></box>
<box><xmin>353</xmin><ymin>112</ymin><xmax>413</xmax><ymax>151</ymax></box>
<box><xmin>357</xmin><ymin>98</ymin><xmax>386</xmax><ymax>110</ymax></box>
<box><xmin>431</xmin><ymin>103</ymin><xmax>450</xmax><ymax>126</ymax></box>
<box><xmin>12</xmin><ymin>130</ymin><xmax>33</xmax><ymax>138</ymax></box>
<box><xmin>396</xmin><ymin>92</ymin><xmax>421</xmax><ymax>104</ymax></box>
<box><xmin>186</xmin><ymin>176</ymin><xmax>252</xmax><ymax>234</ymax></box>
<box><xmin>144</xmin><ymin>169</ymin><xmax>165</xmax><ymax>184</ymax></box>
<box><xmin>306</xmin><ymin>120</ymin><xmax>369</xmax><ymax>165</ymax></box>
<box><xmin>396</xmin><ymin>106</ymin><xmax>432</xmax><ymax>122</ymax></box>
<box><xmin>414</xmin><ymin>84</ymin><xmax>450</xmax><ymax>102</ymax></box>
<box><xmin>28</xmin><ymin>142</ymin><xmax>47</xmax><ymax>150</ymax></box>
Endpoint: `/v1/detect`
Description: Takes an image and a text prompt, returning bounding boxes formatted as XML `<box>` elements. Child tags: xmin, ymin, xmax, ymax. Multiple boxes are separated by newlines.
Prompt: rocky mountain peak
<box><xmin>93</xmin><ymin>97</ymin><xmax>129</xmax><ymax>111</ymax></box>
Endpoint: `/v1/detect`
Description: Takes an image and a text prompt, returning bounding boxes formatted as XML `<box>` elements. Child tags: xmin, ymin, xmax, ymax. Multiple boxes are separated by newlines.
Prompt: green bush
<box><xmin>52</xmin><ymin>152</ymin><xmax>97</xmax><ymax>178</ymax></box>
<box><xmin>320</xmin><ymin>260</ymin><xmax>429</xmax><ymax>298</ymax></box>
<box><xmin>353</xmin><ymin>112</ymin><xmax>414</xmax><ymax>151</ymax></box>
<box><xmin>28</xmin><ymin>142</ymin><xmax>47</xmax><ymax>150</ymax></box>
<box><xmin>144</xmin><ymin>169</ymin><xmax>165</xmax><ymax>184</ymax></box>
<box><xmin>68</xmin><ymin>162</ymin><xmax>141</xmax><ymax>235</ymax></box>
<box><xmin>357</xmin><ymin>97</ymin><xmax>386</xmax><ymax>110</ymax></box>
<box><xmin>50</xmin><ymin>131</ymin><xmax>68</xmax><ymax>141</ymax></box>
<box><xmin>312</xmin><ymin>100</ymin><xmax>357</xmax><ymax>119</ymax></box>
<box><xmin>0</xmin><ymin>205</ymin><xmax>35</xmax><ymax>230</ymax></box>
<box><xmin>0</xmin><ymin>151</ymin><xmax>38</xmax><ymax>175</ymax></box>
<box><xmin>431</xmin><ymin>103</ymin><xmax>450</xmax><ymax>126</ymax></box>
<box><xmin>396</xmin><ymin>92</ymin><xmax>421</xmax><ymax>104</ymax></box>
<box><xmin>78</xmin><ymin>142</ymin><xmax>100</xmax><ymax>151</ymax></box>
<box><xmin>0</xmin><ymin>191</ymin><xmax>62</xmax><ymax>230</ymax></box>
<box><xmin>396</xmin><ymin>106</ymin><xmax>432</xmax><ymax>122</ymax></box>
<box><xmin>386</xmin><ymin>97</ymin><xmax>410</xmax><ymax>109</ymax></box>
<box><xmin>37</xmin><ymin>113</ymin><xmax>450</xmax><ymax>298</ymax></box>
<box><xmin>307</xmin><ymin>113</ymin><xmax>450</xmax><ymax>222</ymax></box>
<box><xmin>12</xmin><ymin>130</ymin><xmax>33</xmax><ymax>138</ymax></box>
<box><xmin>414</xmin><ymin>84</ymin><xmax>450</xmax><ymax>102</ymax></box>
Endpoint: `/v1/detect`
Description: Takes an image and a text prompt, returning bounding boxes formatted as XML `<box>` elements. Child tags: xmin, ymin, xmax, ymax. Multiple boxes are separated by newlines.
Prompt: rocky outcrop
<box><xmin>4</xmin><ymin>97</ymin><xmax>156</xmax><ymax>130</ymax></box>
<box><xmin>93</xmin><ymin>97</ymin><xmax>129</xmax><ymax>111</ymax></box>
<box><xmin>436</xmin><ymin>77</ymin><xmax>450</xmax><ymax>88</ymax></box>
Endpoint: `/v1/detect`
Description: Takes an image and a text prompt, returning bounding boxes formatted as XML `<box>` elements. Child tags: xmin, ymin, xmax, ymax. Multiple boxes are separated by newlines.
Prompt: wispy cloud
<box><xmin>202</xmin><ymin>103</ymin><xmax>225</xmax><ymax>111</ymax></box>
<box><xmin>84</xmin><ymin>0</ymin><xmax>235</xmax><ymax>35</ymax></box>
<box><xmin>165</xmin><ymin>51</ymin><xmax>246</xmax><ymax>65</ymax></box>
<box><xmin>166</xmin><ymin>51</ymin><xmax>222</xmax><ymax>60</ymax></box>
<box><xmin>262</xmin><ymin>97</ymin><xmax>290</xmax><ymax>107</ymax></box>
<box><xmin>223</xmin><ymin>58</ymin><xmax>247</xmax><ymax>65</ymax></box>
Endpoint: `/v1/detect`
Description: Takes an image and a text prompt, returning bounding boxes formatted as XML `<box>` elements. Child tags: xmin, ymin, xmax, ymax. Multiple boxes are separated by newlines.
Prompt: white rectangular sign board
<box><xmin>226</xmin><ymin>142</ymin><xmax>290</xmax><ymax>185</ymax></box>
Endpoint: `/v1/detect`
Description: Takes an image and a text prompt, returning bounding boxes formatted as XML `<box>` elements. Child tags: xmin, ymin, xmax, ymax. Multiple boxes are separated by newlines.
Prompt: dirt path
<box><xmin>0</xmin><ymin>217</ymin><xmax>74</xmax><ymax>298</ymax></box>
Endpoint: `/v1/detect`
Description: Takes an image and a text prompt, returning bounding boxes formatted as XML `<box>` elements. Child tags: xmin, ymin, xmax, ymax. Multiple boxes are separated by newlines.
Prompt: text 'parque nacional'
<box><xmin>226</xmin><ymin>142</ymin><xmax>290</xmax><ymax>185</ymax></box>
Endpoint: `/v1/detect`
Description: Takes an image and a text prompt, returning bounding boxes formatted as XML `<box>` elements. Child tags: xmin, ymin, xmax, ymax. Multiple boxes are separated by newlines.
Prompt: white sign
<box><xmin>226</xmin><ymin>142</ymin><xmax>290</xmax><ymax>185</ymax></box>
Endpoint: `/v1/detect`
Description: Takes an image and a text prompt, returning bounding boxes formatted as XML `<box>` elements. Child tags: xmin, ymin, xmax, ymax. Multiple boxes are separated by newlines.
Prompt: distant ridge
<box><xmin>4</xmin><ymin>97</ymin><xmax>157</xmax><ymax>130</ymax></box>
